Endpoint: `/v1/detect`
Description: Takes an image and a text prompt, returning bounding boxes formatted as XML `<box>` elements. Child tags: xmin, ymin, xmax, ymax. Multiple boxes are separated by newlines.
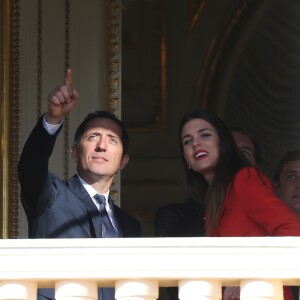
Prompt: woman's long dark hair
<box><xmin>178</xmin><ymin>111</ymin><xmax>250</xmax><ymax>234</ymax></box>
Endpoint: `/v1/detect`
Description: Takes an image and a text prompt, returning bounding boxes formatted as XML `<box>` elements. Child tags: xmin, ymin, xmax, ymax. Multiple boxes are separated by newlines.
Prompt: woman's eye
<box><xmin>201</xmin><ymin>133</ymin><xmax>211</xmax><ymax>139</ymax></box>
<box><xmin>110</xmin><ymin>138</ymin><xmax>117</xmax><ymax>144</ymax></box>
<box><xmin>183</xmin><ymin>139</ymin><xmax>191</xmax><ymax>146</ymax></box>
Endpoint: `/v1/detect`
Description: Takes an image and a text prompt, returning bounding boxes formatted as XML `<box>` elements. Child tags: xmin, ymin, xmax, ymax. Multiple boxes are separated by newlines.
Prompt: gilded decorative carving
<box><xmin>64</xmin><ymin>0</ymin><xmax>70</xmax><ymax>180</ymax></box>
<box><xmin>0</xmin><ymin>0</ymin><xmax>10</xmax><ymax>238</ymax></box>
<box><xmin>105</xmin><ymin>0</ymin><xmax>121</xmax><ymax>203</ymax></box>
<box><xmin>11</xmin><ymin>0</ymin><xmax>21</xmax><ymax>238</ymax></box>
<box><xmin>37</xmin><ymin>0</ymin><xmax>42</xmax><ymax>118</ymax></box>
<box><xmin>105</xmin><ymin>0</ymin><xmax>121</xmax><ymax>118</ymax></box>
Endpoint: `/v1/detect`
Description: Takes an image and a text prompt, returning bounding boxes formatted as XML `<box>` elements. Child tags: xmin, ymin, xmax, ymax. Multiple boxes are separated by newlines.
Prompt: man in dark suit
<box><xmin>18</xmin><ymin>69</ymin><xmax>141</xmax><ymax>300</ymax></box>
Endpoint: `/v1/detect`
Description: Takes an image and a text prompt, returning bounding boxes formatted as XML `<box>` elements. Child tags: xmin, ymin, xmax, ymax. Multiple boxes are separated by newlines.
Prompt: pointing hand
<box><xmin>46</xmin><ymin>69</ymin><xmax>79</xmax><ymax>124</ymax></box>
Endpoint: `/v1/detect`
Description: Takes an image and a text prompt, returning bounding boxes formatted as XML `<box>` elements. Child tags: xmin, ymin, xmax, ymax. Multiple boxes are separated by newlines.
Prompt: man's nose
<box><xmin>96</xmin><ymin>137</ymin><xmax>106</xmax><ymax>150</ymax></box>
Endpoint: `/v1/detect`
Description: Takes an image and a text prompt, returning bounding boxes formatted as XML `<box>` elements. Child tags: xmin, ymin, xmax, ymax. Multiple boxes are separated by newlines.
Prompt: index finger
<box><xmin>65</xmin><ymin>68</ymin><xmax>72</xmax><ymax>89</ymax></box>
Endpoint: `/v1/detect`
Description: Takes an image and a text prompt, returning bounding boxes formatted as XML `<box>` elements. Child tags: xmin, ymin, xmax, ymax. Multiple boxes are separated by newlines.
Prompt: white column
<box><xmin>115</xmin><ymin>280</ymin><xmax>159</xmax><ymax>300</ymax></box>
<box><xmin>55</xmin><ymin>280</ymin><xmax>98</xmax><ymax>300</ymax></box>
<box><xmin>0</xmin><ymin>281</ymin><xmax>37</xmax><ymax>300</ymax></box>
<box><xmin>241</xmin><ymin>279</ymin><xmax>283</xmax><ymax>300</ymax></box>
<box><xmin>178</xmin><ymin>280</ymin><xmax>222</xmax><ymax>300</ymax></box>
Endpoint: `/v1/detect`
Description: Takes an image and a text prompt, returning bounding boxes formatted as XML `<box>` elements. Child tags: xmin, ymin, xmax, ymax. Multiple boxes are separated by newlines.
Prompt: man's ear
<box><xmin>71</xmin><ymin>144</ymin><xmax>79</xmax><ymax>162</ymax></box>
<box><xmin>119</xmin><ymin>154</ymin><xmax>129</xmax><ymax>171</ymax></box>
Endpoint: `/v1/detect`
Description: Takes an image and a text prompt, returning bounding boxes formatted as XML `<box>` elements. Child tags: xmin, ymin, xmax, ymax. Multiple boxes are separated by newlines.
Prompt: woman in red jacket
<box><xmin>179</xmin><ymin>110</ymin><xmax>300</xmax><ymax>299</ymax></box>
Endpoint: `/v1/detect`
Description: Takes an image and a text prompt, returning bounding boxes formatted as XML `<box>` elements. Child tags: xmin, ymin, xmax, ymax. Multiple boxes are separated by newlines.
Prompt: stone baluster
<box><xmin>115</xmin><ymin>280</ymin><xmax>159</xmax><ymax>300</ymax></box>
<box><xmin>55</xmin><ymin>280</ymin><xmax>98</xmax><ymax>300</ymax></box>
<box><xmin>0</xmin><ymin>281</ymin><xmax>37</xmax><ymax>300</ymax></box>
<box><xmin>178</xmin><ymin>280</ymin><xmax>222</xmax><ymax>300</ymax></box>
<box><xmin>241</xmin><ymin>279</ymin><xmax>283</xmax><ymax>300</ymax></box>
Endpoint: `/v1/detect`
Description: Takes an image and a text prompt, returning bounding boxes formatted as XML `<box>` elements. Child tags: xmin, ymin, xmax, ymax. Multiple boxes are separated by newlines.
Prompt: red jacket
<box><xmin>206</xmin><ymin>167</ymin><xmax>300</xmax><ymax>300</ymax></box>
<box><xmin>208</xmin><ymin>167</ymin><xmax>300</xmax><ymax>237</ymax></box>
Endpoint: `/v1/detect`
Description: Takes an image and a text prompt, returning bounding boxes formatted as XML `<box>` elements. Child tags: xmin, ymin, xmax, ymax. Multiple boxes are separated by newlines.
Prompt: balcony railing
<box><xmin>0</xmin><ymin>237</ymin><xmax>299</xmax><ymax>300</ymax></box>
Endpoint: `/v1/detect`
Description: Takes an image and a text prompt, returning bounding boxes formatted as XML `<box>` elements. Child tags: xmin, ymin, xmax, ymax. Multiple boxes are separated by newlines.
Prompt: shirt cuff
<box><xmin>42</xmin><ymin>115</ymin><xmax>63</xmax><ymax>135</ymax></box>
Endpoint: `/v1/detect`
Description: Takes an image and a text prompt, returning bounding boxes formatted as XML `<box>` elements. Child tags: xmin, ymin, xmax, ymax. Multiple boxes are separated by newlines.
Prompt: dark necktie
<box><xmin>94</xmin><ymin>194</ymin><xmax>119</xmax><ymax>238</ymax></box>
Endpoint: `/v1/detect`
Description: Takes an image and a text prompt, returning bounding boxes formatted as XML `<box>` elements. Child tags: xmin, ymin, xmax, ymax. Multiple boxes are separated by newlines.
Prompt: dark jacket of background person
<box><xmin>155</xmin><ymin>197</ymin><xmax>205</xmax><ymax>237</ymax></box>
<box><xmin>154</xmin><ymin>197</ymin><xmax>206</xmax><ymax>300</ymax></box>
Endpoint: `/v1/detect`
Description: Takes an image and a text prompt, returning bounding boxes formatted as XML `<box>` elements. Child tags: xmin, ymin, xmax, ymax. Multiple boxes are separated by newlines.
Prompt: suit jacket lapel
<box><xmin>66</xmin><ymin>175</ymin><xmax>103</xmax><ymax>237</ymax></box>
<box><xmin>108</xmin><ymin>198</ymin><xmax>123</xmax><ymax>237</ymax></box>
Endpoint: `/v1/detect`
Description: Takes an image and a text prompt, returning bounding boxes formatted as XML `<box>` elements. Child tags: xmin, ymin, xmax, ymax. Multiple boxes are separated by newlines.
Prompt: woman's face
<box><xmin>181</xmin><ymin>118</ymin><xmax>219</xmax><ymax>183</ymax></box>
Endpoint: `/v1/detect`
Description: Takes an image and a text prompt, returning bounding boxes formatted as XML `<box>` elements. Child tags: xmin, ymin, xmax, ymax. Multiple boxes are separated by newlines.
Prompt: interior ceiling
<box><xmin>207</xmin><ymin>0</ymin><xmax>300</xmax><ymax>176</ymax></box>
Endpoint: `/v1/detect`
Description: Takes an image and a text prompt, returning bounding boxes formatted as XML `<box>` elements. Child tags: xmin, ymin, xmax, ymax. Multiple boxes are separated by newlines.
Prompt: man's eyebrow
<box><xmin>86</xmin><ymin>130</ymin><xmax>119</xmax><ymax>137</ymax></box>
<box><xmin>107</xmin><ymin>132</ymin><xmax>120</xmax><ymax>139</ymax></box>
<box><xmin>282</xmin><ymin>169</ymin><xmax>298</xmax><ymax>176</ymax></box>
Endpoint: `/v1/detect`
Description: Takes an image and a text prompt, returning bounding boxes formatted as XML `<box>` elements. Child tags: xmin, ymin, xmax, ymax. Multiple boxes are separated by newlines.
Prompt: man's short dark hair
<box><xmin>273</xmin><ymin>150</ymin><xmax>300</xmax><ymax>185</ymax></box>
<box><xmin>229</xmin><ymin>126</ymin><xmax>263</xmax><ymax>166</ymax></box>
<box><xmin>73</xmin><ymin>110</ymin><xmax>129</xmax><ymax>156</ymax></box>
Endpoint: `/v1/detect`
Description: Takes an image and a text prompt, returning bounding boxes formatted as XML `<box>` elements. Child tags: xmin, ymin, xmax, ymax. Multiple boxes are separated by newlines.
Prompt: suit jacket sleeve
<box><xmin>233</xmin><ymin>167</ymin><xmax>300</xmax><ymax>236</ymax></box>
<box><xmin>18</xmin><ymin>114</ymin><xmax>63</xmax><ymax>217</ymax></box>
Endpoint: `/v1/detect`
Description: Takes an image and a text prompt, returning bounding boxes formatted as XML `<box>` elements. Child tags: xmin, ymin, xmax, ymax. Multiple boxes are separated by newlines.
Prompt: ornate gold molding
<box><xmin>37</xmin><ymin>0</ymin><xmax>42</xmax><ymax>118</ymax></box>
<box><xmin>0</xmin><ymin>0</ymin><xmax>12</xmax><ymax>238</ymax></box>
<box><xmin>105</xmin><ymin>0</ymin><xmax>121</xmax><ymax>203</ymax></box>
<box><xmin>64</xmin><ymin>0</ymin><xmax>70</xmax><ymax>180</ymax></box>
<box><xmin>105</xmin><ymin>0</ymin><xmax>121</xmax><ymax>119</ymax></box>
<box><xmin>0</xmin><ymin>0</ymin><xmax>19</xmax><ymax>238</ymax></box>
<box><xmin>11</xmin><ymin>0</ymin><xmax>21</xmax><ymax>238</ymax></box>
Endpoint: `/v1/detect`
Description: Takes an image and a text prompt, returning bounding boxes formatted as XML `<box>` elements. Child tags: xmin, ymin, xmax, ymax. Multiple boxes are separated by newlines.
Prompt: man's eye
<box><xmin>110</xmin><ymin>138</ymin><xmax>117</xmax><ymax>144</ymax></box>
<box><xmin>287</xmin><ymin>174</ymin><xmax>297</xmax><ymax>181</ymax></box>
<box><xmin>88</xmin><ymin>135</ymin><xmax>98</xmax><ymax>141</ymax></box>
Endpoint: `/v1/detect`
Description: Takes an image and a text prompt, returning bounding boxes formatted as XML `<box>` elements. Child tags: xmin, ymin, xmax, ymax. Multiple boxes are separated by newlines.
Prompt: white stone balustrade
<box><xmin>0</xmin><ymin>237</ymin><xmax>299</xmax><ymax>300</ymax></box>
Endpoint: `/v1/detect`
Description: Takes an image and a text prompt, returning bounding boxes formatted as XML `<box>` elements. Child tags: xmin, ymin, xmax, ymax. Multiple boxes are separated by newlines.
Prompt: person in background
<box><xmin>273</xmin><ymin>150</ymin><xmax>300</xmax><ymax>300</ymax></box>
<box><xmin>273</xmin><ymin>150</ymin><xmax>300</xmax><ymax>217</ymax></box>
<box><xmin>178</xmin><ymin>110</ymin><xmax>300</xmax><ymax>300</ymax></box>
<box><xmin>229</xmin><ymin>126</ymin><xmax>263</xmax><ymax>168</ymax></box>
<box><xmin>18</xmin><ymin>69</ymin><xmax>141</xmax><ymax>300</ymax></box>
